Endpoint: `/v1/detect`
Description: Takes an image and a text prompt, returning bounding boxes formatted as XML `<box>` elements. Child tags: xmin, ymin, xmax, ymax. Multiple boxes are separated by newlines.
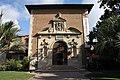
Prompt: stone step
<box><xmin>48</xmin><ymin>65</ymin><xmax>78</xmax><ymax>70</ymax></box>
<box><xmin>36</xmin><ymin>65</ymin><xmax>81</xmax><ymax>72</ymax></box>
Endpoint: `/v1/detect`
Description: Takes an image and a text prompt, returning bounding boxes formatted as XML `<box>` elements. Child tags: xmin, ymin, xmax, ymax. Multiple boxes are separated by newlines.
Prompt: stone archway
<box><xmin>52</xmin><ymin>41</ymin><xmax>68</xmax><ymax>65</ymax></box>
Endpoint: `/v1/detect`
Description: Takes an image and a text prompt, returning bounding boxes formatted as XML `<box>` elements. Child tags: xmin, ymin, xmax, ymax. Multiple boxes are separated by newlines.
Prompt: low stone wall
<box><xmin>0</xmin><ymin>53</ymin><xmax>6</xmax><ymax>63</ymax></box>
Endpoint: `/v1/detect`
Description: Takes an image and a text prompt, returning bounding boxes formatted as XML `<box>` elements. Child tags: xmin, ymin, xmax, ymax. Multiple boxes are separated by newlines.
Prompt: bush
<box><xmin>0</xmin><ymin>57</ymin><xmax>29</xmax><ymax>71</ymax></box>
<box><xmin>0</xmin><ymin>62</ymin><xmax>6</xmax><ymax>71</ymax></box>
<box><xmin>6</xmin><ymin>59</ymin><xmax>23</xmax><ymax>71</ymax></box>
<box><xmin>6</xmin><ymin>59</ymin><xmax>16</xmax><ymax>71</ymax></box>
<box><xmin>22</xmin><ymin>57</ymin><xmax>29</xmax><ymax>71</ymax></box>
<box><xmin>16</xmin><ymin>60</ymin><xmax>23</xmax><ymax>70</ymax></box>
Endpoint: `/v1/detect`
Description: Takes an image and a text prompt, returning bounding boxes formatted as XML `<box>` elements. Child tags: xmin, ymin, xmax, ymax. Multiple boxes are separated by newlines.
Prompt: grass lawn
<box><xmin>0</xmin><ymin>71</ymin><xmax>34</xmax><ymax>80</ymax></box>
<box><xmin>91</xmin><ymin>77</ymin><xmax>120</xmax><ymax>80</ymax></box>
<box><xmin>86</xmin><ymin>70</ymin><xmax>120</xmax><ymax>80</ymax></box>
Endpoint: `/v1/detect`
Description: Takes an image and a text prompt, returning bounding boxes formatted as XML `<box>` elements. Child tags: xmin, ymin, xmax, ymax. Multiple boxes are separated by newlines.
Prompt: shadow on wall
<box><xmin>29</xmin><ymin>51</ymin><xmax>38</xmax><ymax>69</ymax></box>
<box><xmin>79</xmin><ymin>44</ymin><xmax>85</xmax><ymax>68</ymax></box>
<box><xmin>29</xmin><ymin>43</ymin><xmax>86</xmax><ymax>70</ymax></box>
<box><xmin>37</xmin><ymin>50</ymin><xmax>52</xmax><ymax>70</ymax></box>
<box><xmin>29</xmin><ymin>49</ymin><xmax>52</xmax><ymax>70</ymax></box>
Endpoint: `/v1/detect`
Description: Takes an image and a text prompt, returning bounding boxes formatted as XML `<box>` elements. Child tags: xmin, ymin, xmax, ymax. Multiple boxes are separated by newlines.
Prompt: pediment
<box><xmin>35</xmin><ymin>12</ymin><xmax>82</xmax><ymax>36</ymax></box>
<box><xmin>68</xmin><ymin>27</ymin><xmax>82</xmax><ymax>34</ymax></box>
<box><xmin>37</xmin><ymin>27</ymin><xmax>82</xmax><ymax>35</ymax></box>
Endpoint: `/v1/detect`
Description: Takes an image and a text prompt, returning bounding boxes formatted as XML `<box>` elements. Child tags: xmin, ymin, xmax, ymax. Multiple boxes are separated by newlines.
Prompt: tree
<box><xmin>94</xmin><ymin>15</ymin><xmax>120</xmax><ymax>69</ymax></box>
<box><xmin>0</xmin><ymin>22</ymin><xmax>19</xmax><ymax>51</ymax></box>
<box><xmin>96</xmin><ymin>15</ymin><xmax>120</xmax><ymax>55</ymax></box>
<box><xmin>96</xmin><ymin>0</ymin><xmax>120</xmax><ymax>56</ymax></box>
<box><xmin>98</xmin><ymin>0</ymin><xmax>120</xmax><ymax>20</ymax></box>
<box><xmin>88</xmin><ymin>27</ymin><xmax>98</xmax><ymax>45</ymax></box>
<box><xmin>0</xmin><ymin>13</ymin><xmax>26</xmax><ymax>52</ymax></box>
<box><xmin>90</xmin><ymin>1</ymin><xmax>120</xmax><ymax>68</ymax></box>
<box><xmin>9</xmin><ymin>38</ymin><xmax>27</xmax><ymax>51</ymax></box>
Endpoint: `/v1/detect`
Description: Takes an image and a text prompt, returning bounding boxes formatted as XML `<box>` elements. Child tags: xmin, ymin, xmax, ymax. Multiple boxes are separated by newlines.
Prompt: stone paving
<box><xmin>29</xmin><ymin>70</ymin><xmax>91</xmax><ymax>80</ymax></box>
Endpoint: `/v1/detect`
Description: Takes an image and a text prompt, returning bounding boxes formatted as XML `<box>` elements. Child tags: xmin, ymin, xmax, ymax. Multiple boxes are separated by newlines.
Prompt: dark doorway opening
<box><xmin>52</xmin><ymin>41</ymin><xmax>67</xmax><ymax>65</ymax></box>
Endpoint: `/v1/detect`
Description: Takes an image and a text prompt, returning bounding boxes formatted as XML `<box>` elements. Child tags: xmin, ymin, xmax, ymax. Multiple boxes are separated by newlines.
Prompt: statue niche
<box><xmin>49</xmin><ymin>12</ymin><xmax>66</xmax><ymax>32</ymax></box>
<box><xmin>55</xmin><ymin>22</ymin><xmax>64</xmax><ymax>31</ymax></box>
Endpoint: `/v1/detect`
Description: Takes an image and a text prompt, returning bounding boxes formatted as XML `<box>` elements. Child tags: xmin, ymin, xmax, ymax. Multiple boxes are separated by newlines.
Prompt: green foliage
<box><xmin>0</xmin><ymin>57</ymin><xmax>29</xmax><ymax>71</ymax></box>
<box><xmin>88</xmin><ymin>0</ymin><xmax>120</xmax><ymax>69</ymax></box>
<box><xmin>6</xmin><ymin>59</ymin><xmax>23</xmax><ymax>71</ymax></box>
<box><xmin>16</xmin><ymin>60</ymin><xmax>23</xmax><ymax>70</ymax></box>
<box><xmin>6</xmin><ymin>59</ymin><xmax>16</xmax><ymax>70</ymax></box>
<box><xmin>0</xmin><ymin>13</ymin><xmax>27</xmax><ymax>53</ymax></box>
<box><xmin>95</xmin><ymin>0</ymin><xmax>120</xmax><ymax>60</ymax></box>
<box><xmin>95</xmin><ymin>16</ymin><xmax>120</xmax><ymax>69</ymax></box>
<box><xmin>0</xmin><ymin>62</ymin><xmax>6</xmax><ymax>71</ymax></box>
<box><xmin>88</xmin><ymin>31</ymin><xmax>96</xmax><ymax>44</ymax></box>
<box><xmin>0</xmin><ymin>21</ymin><xmax>20</xmax><ymax>49</ymax></box>
<box><xmin>96</xmin><ymin>15</ymin><xmax>120</xmax><ymax>57</ymax></box>
<box><xmin>90</xmin><ymin>14</ymin><xmax>120</xmax><ymax>69</ymax></box>
<box><xmin>22</xmin><ymin>57</ymin><xmax>29</xmax><ymax>71</ymax></box>
<box><xmin>9</xmin><ymin>38</ymin><xmax>27</xmax><ymax>51</ymax></box>
<box><xmin>98</xmin><ymin>0</ymin><xmax>120</xmax><ymax>20</ymax></box>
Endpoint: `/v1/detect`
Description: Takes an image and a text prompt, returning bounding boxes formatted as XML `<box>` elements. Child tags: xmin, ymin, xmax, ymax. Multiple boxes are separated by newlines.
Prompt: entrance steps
<box><xmin>36</xmin><ymin>65</ymin><xmax>84</xmax><ymax>72</ymax></box>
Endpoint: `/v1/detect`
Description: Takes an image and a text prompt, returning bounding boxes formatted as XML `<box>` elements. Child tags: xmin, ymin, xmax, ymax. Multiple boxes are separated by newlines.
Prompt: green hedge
<box><xmin>0</xmin><ymin>57</ymin><xmax>29</xmax><ymax>71</ymax></box>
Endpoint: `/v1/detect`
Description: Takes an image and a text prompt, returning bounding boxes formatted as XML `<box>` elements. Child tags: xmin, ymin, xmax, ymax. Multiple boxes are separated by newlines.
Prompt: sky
<box><xmin>0</xmin><ymin>0</ymin><xmax>104</xmax><ymax>34</ymax></box>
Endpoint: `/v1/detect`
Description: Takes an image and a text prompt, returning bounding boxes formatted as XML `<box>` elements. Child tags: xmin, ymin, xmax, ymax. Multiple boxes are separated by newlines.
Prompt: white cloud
<box><xmin>82</xmin><ymin>0</ymin><xmax>104</xmax><ymax>30</ymax></box>
<box><xmin>12</xmin><ymin>20</ymin><xmax>20</xmax><ymax>29</ymax></box>
<box><xmin>82</xmin><ymin>0</ymin><xmax>96</xmax><ymax>4</ymax></box>
<box><xmin>0</xmin><ymin>0</ymin><xmax>64</xmax><ymax>34</ymax></box>
<box><xmin>0</xmin><ymin>3</ymin><xmax>21</xmax><ymax>29</ymax></box>
<box><xmin>25</xmin><ymin>0</ymin><xmax>64</xmax><ymax>4</ymax></box>
<box><xmin>39</xmin><ymin>0</ymin><xmax>64</xmax><ymax>4</ymax></box>
<box><xmin>0</xmin><ymin>4</ymin><xmax>20</xmax><ymax>21</ymax></box>
<box><xmin>0</xmin><ymin>0</ymin><xmax>103</xmax><ymax>33</ymax></box>
<box><xmin>13</xmin><ymin>2</ymin><xmax>30</xmax><ymax>20</ymax></box>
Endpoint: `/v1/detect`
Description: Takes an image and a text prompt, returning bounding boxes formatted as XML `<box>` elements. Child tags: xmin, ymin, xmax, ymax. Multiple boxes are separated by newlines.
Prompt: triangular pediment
<box><xmin>37</xmin><ymin>27</ymin><xmax>82</xmax><ymax>35</ymax></box>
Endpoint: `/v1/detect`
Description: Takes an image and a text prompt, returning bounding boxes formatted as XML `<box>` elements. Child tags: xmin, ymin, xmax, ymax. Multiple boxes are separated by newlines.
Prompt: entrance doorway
<box><xmin>52</xmin><ymin>41</ymin><xmax>67</xmax><ymax>65</ymax></box>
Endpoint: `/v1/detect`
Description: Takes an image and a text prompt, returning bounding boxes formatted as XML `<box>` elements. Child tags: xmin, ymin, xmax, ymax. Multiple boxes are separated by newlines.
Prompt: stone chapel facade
<box><xmin>26</xmin><ymin>4</ymin><xmax>93</xmax><ymax>70</ymax></box>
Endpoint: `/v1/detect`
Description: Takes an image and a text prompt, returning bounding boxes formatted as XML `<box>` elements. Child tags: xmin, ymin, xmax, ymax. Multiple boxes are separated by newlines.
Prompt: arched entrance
<box><xmin>52</xmin><ymin>41</ymin><xmax>68</xmax><ymax>65</ymax></box>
